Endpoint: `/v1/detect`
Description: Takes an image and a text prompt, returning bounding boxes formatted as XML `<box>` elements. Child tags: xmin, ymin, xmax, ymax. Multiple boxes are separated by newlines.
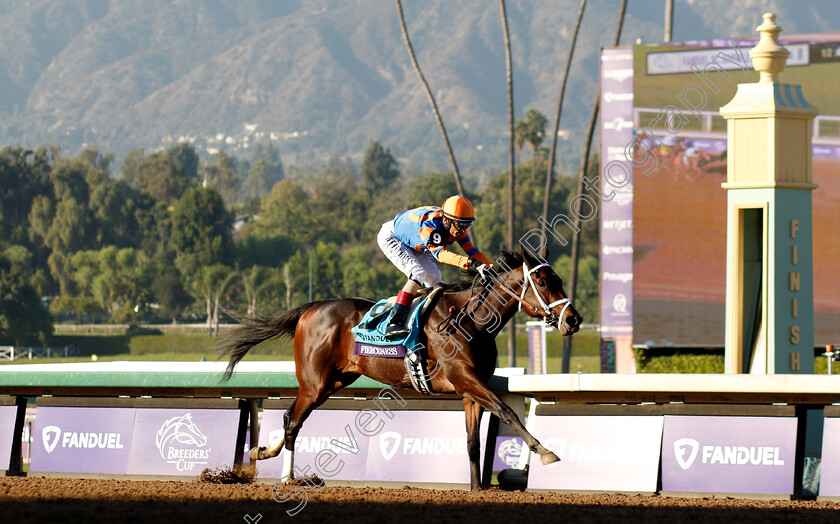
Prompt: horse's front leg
<box><xmin>463</xmin><ymin>398</ymin><xmax>484</xmax><ymax>491</ymax></box>
<box><xmin>456</xmin><ymin>370</ymin><xmax>559</xmax><ymax>466</ymax></box>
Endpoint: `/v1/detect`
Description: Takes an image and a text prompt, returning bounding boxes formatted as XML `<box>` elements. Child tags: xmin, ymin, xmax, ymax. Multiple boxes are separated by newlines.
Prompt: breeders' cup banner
<box><xmin>527</xmin><ymin>415</ymin><xmax>663</xmax><ymax>492</ymax></box>
<box><xmin>661</xmin><ymin>415</ymin><xmax>797</xmax><ymax>494</ymax></box>
<box><xmin>31</xmin><ymin>407</ymin><xmax>241</xmax><ymax>475</ymax></box>
<box><xmin>0</xmin><ymin>405</ymin><xmax>20</xmax><ymax>470</ymax></box>
<box><xmin>258</xmin><ymin>408</ymin><xmax>490</xmax><ymax>484</ymax></box>
<box><xmin>126</xmin><ymin>408</ymin><xmax>241</xmax><ymax>475</ymax></box>
<box><xmin>599</xmin><ymin>47</ymin><xmax>634</xmax><ymax>338</ymax></box>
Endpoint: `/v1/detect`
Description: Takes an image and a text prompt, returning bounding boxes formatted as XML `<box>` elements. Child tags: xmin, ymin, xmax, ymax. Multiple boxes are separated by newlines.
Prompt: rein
<box><xmin>436</xmin><ymin>262</ymin><xmax>573</xmax><ymax>333</ymax></box>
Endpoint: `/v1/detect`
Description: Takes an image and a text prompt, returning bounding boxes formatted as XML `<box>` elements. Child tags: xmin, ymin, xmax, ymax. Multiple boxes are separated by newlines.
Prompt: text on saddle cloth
<box><xmin>350</xmin><ymin>291</ymin><xmax>437</xmax><ymax>357</ymax></box>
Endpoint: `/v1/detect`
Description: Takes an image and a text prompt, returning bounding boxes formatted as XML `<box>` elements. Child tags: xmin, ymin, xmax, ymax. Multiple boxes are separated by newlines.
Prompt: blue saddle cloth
<box><xmin>350</xmin><ymin>295</ymin><xmax>430</xmax><ymax>358</ymax></box>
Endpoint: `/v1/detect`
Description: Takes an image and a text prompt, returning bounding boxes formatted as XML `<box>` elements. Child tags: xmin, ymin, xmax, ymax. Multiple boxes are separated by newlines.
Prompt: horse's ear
<box><xmin>541</xmin><ymin>244</ymin><xmax>550</xmax><ymax>260</ymax></box>
<box><xmin>519</xmin><ymin>245</ymin><xmax>538</xmax><ymax>266</ymax></box>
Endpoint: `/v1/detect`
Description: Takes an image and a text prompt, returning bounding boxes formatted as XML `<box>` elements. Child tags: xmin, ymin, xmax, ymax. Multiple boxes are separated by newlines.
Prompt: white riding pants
<box><xmin>377</xmin><ymin>220</ymin><xmax>444</xmax><ymax>287</ymax></box>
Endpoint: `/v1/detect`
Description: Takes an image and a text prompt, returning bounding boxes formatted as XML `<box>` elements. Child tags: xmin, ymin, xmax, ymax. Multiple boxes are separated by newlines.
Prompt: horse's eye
<box><xmin>538</xmin><ymin>280</ymin><xmax>546</xmax><ymax>288</ymax></box>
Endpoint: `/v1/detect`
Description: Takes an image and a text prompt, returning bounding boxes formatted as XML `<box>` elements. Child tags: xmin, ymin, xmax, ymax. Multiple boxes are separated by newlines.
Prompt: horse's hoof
<box><xmin>249</xmin><ymin>446</ymin><xmax>267</xmax><ymax>461</ymax></box>
<box><xmin>540</xmin><ymin>452</ymin><xmax>561</xmax><ymax>465</ymax></box>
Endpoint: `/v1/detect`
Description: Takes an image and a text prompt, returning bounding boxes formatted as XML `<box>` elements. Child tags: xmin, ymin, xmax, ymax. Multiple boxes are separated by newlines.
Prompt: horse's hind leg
<box><xmin>250</xmin><ymin>370</ymin><xmax>359</xmax><ymax>480</ymax></box>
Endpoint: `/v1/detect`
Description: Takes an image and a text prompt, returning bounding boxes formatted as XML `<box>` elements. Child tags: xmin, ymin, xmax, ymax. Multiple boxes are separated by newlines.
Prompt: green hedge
<box><xmin>128</xmin><ymin>334</ymin><xmax>217</xmax><ymax>355</ymax></box>
<box><xmin>637</xmin><ymin>353</ymin><xmax>724</xmax><ymax>373</ymax></box>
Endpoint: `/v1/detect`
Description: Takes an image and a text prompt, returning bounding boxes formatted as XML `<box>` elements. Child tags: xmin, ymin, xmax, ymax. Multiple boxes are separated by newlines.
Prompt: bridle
<box><xmin>490</xmin><ymin>263</ymin><xmax>573</xmax><ymax>327</ymax></box>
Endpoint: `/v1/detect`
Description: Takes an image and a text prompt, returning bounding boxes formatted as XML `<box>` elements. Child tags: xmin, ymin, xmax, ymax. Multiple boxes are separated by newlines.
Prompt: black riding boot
<box><xmin>385</xmin><ymin>303</ymin><xmax>410</xmax><ymax>338</ymax></box>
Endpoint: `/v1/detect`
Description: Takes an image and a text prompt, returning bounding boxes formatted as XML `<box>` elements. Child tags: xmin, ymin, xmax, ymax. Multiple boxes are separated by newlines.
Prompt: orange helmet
<box><xmin>441</xmin><ymin>195</ymin><xmax>476</xmax><ymax>222</ymax></box>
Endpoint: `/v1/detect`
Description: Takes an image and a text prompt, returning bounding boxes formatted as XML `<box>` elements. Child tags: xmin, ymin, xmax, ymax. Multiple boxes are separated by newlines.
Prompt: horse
<box><xmin>219</xmin><ymin>247</ymin><xmax>583</xmax><ymax>491</ymax></box>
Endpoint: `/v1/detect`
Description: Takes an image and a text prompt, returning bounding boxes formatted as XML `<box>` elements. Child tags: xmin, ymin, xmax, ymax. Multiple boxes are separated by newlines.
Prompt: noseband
<box><xmin>483</xmin><ymin>263</ymin><xmax>573</xmax><ymax>327</ymax></box>
<box><xmin>519</xmin><ymin>263</ymin><xmax>573</xmax><ymax>326</ymax></box>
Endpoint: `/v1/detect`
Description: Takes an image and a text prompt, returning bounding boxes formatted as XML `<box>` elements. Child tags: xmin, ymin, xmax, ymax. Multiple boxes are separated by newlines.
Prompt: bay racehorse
<box><xmin>219</xmin><ymin>247</ymin><xmax>582</xmax><ymax>490</ymax></box>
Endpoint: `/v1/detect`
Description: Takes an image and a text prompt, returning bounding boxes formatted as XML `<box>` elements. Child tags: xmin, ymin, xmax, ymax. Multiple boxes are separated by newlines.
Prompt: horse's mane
<box><xmin>440</xmin><ymin>249</ymin><xmax>525</xmax><ymax>293</ymax></box>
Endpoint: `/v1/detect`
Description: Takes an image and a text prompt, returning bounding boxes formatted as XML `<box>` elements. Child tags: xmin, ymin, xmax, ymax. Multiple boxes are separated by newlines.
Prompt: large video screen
<box><xmin>600</xmin><ymin>35</ymin><xmax>840</xmax><ymax>347</ymax></box>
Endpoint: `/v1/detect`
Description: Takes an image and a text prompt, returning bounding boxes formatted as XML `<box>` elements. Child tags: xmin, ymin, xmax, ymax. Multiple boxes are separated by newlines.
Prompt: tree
<box><xmin>167</xmin><ymin>142</ymin><xmax>200</xmax><ymax>182</ymax></box>
<box><xmin>70</xmin><ymin>246</ymin><xmax>155</xmax><ymax>321</ymax></box>
<box><xmin>405</xmin><ymin>172</ymin><xmax>459</xmax><ymax>209</ymax></box>
<box><xmin>120</xmin><ymin>148</ymin><xmax>146</xmax><ymax>190</ymax></box>
<box><xmin>515</xmin><ymin>109</ymin><xmax>548</xmax><ymax>180</ymax></box>
<box><xmin>341</xmin><ymin>244</ymin><xmax>403</xmax><ymax>300</ymax></box>
<box><xmin>0</xmin><ymin>254</ymin><xmax>53</xmax><ymax>345</ymax></box>
<box><xmin>202</xmin><ymin>151</ymin><xmax>239</xmax><ymax>206</ymax></box>
<box><xmin>241</xmin><ymin>265</ymin><xmax>282</xmax><ymax>317</ymax></box>
<box><xmin>0</xmin><ymin>146</ymin><xmax>52</xmax><ymax>245</ymax></box>
<box><xmin>500</xmin><ymin>0</ymin><xmax>517</xmax><ymax>366</ymax></box>
<box><xmin>395</xmin><ymin>0</ymin><xmax>464</xmax><ymax>195</ymax></box>
<box><xmin>284</xmin><ymin>243</ymin><xmax>342</xmax><ymax>307</ymax></box>
<box><xmin>243</xmin><ymin>143</ymin><xmax>284</xmax><ymax>201</ymax></box>
<box><xmin>359</xmin><ymin>140</ymin><xmax>400</xmax><ymax>196</ymax></box>
<box><xmin>150</xmin><ymin>268</ymin><xmax>192</xmax><ymax>322</ymax></box>
<box><xmin>542</xmin><ymin>0</ymin><xmax>587</xmax><ymax>244</ymax></box>
<box><xmin>139</xmin><ymin>152</ymin><xmax>196</xmax><ymax>204</ymax></box>
<box><xmin>250</xmin><ymin>180</ymin><xmax>313</xmax><ymax>246</ymax></box>
<box><xmin>169</xmin><ymin>186</ymin><xmax>234</xmax><ymax>267</ymax></box>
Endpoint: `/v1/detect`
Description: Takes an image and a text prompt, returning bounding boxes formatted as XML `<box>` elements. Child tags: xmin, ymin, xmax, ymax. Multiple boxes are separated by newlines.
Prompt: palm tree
<box><xmin>541</xmin><ymin>0</ymin><xmax>587</xmax><ymax>243</ymax></box>
<box><xmin>516</xmin><ymin>109</ymin><xmax>548</xmax><ymax>180</ymax></box>
<box><xmin>561</xmin><ymin>0</ymin><xmax>628</xmax><ymax>373</ymax></box>
<box><xmin>395</xmin><ymin>0</ymin><xmax>465</xmax><ymax>196</ymax></box>
<box><xmin>242</xmin><ymin>266</ymin><xmax>276</xmax><ymax>317</ymax></box>
<box><xmin>500</xmin><ymin>0</ymin><xmax>517</xmax><ymax>367</ymax></box>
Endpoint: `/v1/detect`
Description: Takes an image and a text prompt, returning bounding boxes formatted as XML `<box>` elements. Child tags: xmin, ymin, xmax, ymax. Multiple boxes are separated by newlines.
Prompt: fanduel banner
<box><xmin>258</xmin><ymin>409</ymin><xmax>370</xmax><ymax>481</ymax></box>
<box><xmin>366</xmin><ymin>410</ymin><xmax>486</xmax><ymax>483</ymax></box>
<box><xmin>599</xmin><ymin>47</ymin><xmax>634</xmax><ymax>338</ymax></box>
<box><xmin>527</xmin><ymin>415</ymin><xmax>663</xmax><ymax>491</ymax></box>
<box><xmin>30</xmin><ymin>407</ymin><xmax>135</xmax><ymax>474</ymax></box>
<box><xmin>0</xmin><ymin>405</ymin><xmax>19</xmax><ymax>470</ymax></box>
<box><xmin>126</xmin><ymin>408</ymin><xmax>241</xmax><ymax>475</ymax></box>
<box><xmin>818</xmin><ymin>417</ymin><xmax>840</xmax><ymax>496</ymax></box>
<box><xmin>661</xmin><ymin>415</ymin><xmax>797</xmax><ymax>494</ymax></box>
<box><xmin>259</xmin><ymin>408</ymin><xmax>488</xmax><ymax>484</ymax></box>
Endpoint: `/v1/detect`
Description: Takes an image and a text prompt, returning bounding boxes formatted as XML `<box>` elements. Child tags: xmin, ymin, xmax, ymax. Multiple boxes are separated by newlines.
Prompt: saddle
<box><xmin>351</xmin><ymin>287</ymin><xmax>442</xmax><ymax>395</ymax></box>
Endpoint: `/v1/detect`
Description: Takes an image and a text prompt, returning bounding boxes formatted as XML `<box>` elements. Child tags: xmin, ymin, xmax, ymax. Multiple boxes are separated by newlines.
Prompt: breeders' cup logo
<box><xmin>674</xmin><ymin>438</ymin><xmax>700</xmax><ymax>470</ymax></box>
<box><xmin>156</xmin><ymin>413</ymin><xmax>211</xmax><ymax>472</ymax></box>
<box><xmin>613</xmin><ymin>293</ymin><xmax>628</xmax><ymax>314</ymax></box>
<box><xmin>379</xmin><ymin>431</ymin><xmax>401</xmax><ymax>461</ymax></box>
<box><xmin>496</xmin><ymin>438</ymin><xmax>523</xmax><ymax>467</ymax></box>
<box><xmin>42</xmin><ymin>426</ymin><xmax>61</xmax><ymax>453</ymax></box>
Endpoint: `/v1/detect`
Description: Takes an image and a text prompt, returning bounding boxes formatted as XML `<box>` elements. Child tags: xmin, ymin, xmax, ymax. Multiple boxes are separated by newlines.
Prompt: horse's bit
<box><xmin>480</xmin><ymin>263</ymin><xmax>573</xmax><ymax>327</ymax></box>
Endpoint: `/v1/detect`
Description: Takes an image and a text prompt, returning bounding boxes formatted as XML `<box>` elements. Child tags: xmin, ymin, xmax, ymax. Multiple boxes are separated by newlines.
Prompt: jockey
<box><xmin>377</xmin><ymin>195</ymin><xmax>494</xmax><ymax>337</ymax></box>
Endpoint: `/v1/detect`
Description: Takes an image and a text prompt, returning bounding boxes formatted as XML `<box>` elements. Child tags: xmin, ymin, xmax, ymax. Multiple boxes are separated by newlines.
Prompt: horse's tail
<box><xmin>218</xmin><ymin>303</ymin><xmax>317</xmax><ymax>381</ymax></box>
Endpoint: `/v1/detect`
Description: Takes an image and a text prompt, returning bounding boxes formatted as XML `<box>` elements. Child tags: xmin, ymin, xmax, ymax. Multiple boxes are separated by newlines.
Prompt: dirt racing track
<box><xmin>3</xmin><ymin>477</ymin><xmax>840</xmax><ymax>524</ymax></box>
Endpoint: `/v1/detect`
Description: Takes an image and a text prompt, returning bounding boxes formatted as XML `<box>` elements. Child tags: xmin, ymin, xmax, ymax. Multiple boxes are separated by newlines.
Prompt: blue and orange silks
<box><xmin>391</xmin><ymin>206</ymin><xmax>493</xmax><ymax>269</ymax></box>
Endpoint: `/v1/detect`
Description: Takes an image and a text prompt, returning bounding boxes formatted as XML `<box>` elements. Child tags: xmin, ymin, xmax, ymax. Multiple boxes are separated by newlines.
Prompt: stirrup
<box><xmin>385</xmin><ymin>322</ymin><xmax>409</xmax><ymax>338</ymax></box>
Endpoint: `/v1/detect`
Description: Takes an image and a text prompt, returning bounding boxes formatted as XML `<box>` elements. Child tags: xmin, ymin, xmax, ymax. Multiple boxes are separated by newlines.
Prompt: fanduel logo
<box><xmin>673</xmin><ymin>437</ymin><xmax>785</xmax><ymax>469</ymax></box>
<box><xmin>42</xmin><ymin>426</ymin><xmax>61</xmax><ymax>453</ymax></box>
<box><xmin>674</xmin><ymin>438</ymin><xmax>699</xmax><ymax>470</ymax></box>
<box><xmin>155</xmin><ymin>413</ymin><xmax>210</xmax><ymax>471</ymax></box>
<box><xmin>41</xmin><ymin>425</ymin><xmax>124</xmax><ymax>453</ymax></box>
<box><xmin>380</xmin><ymin>431</ymin><xmax>401</xmax><ymax>461</ymax></box>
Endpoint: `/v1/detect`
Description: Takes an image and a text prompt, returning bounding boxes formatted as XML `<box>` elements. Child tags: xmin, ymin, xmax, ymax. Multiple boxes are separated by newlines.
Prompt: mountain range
<box><xmin>2</xmin><ymin>0</ymin><xmax>839</xmax><ymax>185</ymax></box>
